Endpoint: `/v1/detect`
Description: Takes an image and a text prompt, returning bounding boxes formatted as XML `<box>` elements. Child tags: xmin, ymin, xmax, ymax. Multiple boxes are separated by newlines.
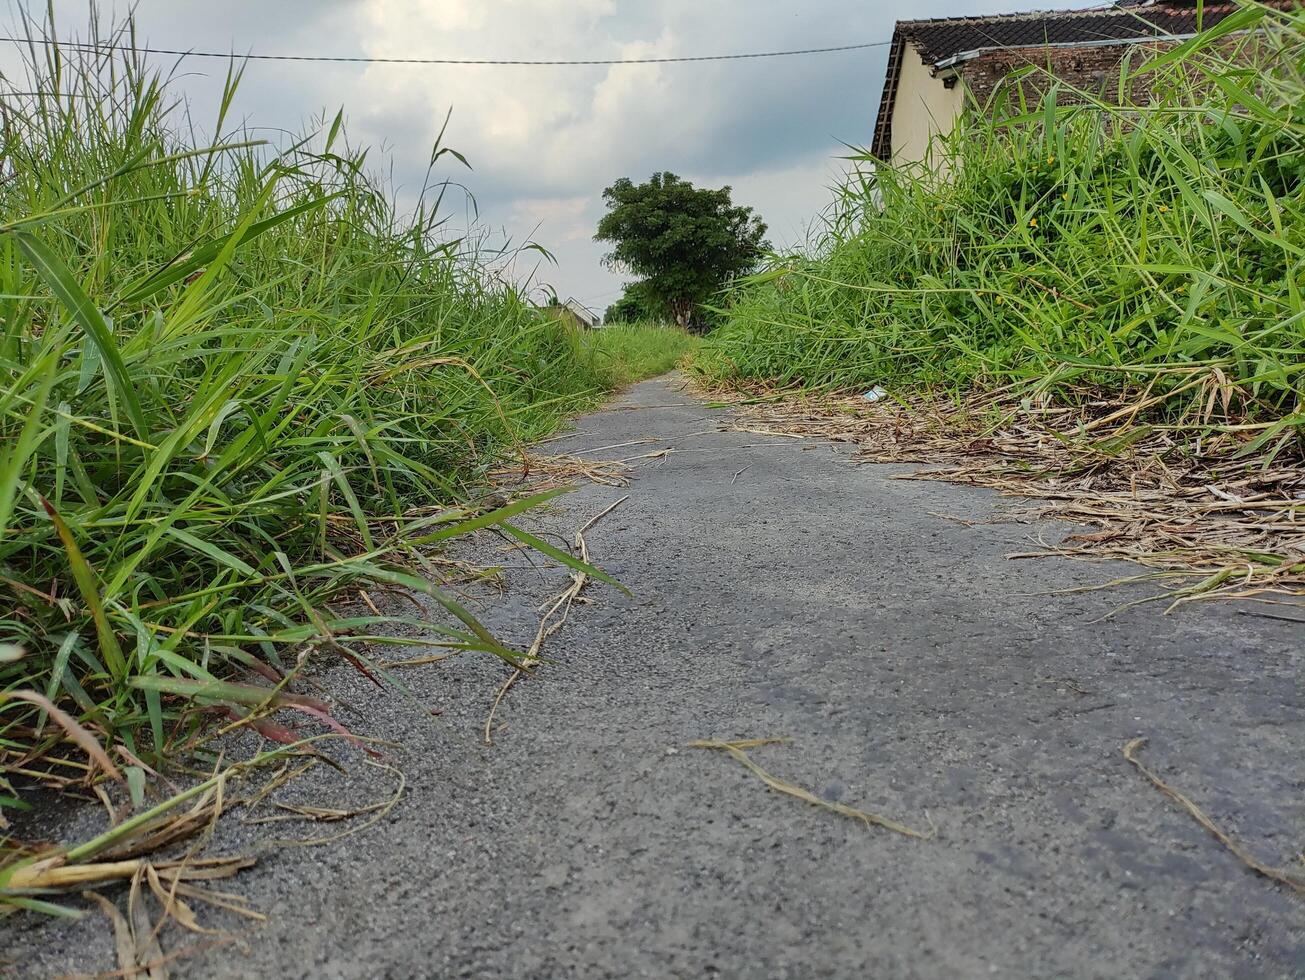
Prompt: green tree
<box><xmin>603</xmin><ymin>282</ymin><xmax>660</xmax><ymax>324</ymax></box>
<box><xmin>595</xmin><ymin>172</ymin><xmax>767</xmax><ymax>330</ymax></box>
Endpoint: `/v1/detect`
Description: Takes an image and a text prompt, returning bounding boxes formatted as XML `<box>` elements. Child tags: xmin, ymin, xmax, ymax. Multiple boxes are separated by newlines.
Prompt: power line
<box><xmin>0</xmin><ymin>36</ymin><xmax>891</xmax><ymax>67</ymax></box>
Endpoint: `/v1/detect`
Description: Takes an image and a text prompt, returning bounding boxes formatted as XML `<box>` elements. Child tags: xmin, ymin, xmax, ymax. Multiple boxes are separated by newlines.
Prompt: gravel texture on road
<box><xmin>8</xmin><ymin>374</ymin><xmax>1303</xmax><ymax>979</ymax></box>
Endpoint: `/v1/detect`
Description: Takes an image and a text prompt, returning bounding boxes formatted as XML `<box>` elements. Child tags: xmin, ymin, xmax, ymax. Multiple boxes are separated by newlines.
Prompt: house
<box><xmin>871</xmin><ymin>0</ymin><xmax>1267</xmax><ymax>165</ymax></box>
<box><xmin>546</xmin><ymin>298</ymin><xmax>601</xmax><ymax>330</ymax></box>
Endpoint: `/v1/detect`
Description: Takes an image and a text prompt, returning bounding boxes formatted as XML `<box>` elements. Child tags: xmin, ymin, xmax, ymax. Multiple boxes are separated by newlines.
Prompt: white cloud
<box><xmin>511</xmin><ymin>196</ymin><xmax>592</xmax><ymax>243</ymax></box>
<box><xmin>693</xmin><ymin>156</ymin><xmax>856</xmax><ymax>252</ymax></box>
<box><xmin>4</xmin><ymin>0</ymin><xmax>1083</xmax><ymax>305</ymax></box>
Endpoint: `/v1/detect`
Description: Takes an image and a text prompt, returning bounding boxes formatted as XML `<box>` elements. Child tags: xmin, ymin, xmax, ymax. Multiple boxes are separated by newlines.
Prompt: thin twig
<box><xmin>688</xmin><ymin>738</ymin><xmax>934</xmax><ymax>840</ymax></box>
<box><xmin>1123</xmin><ymin>738</ymin><xmax>1305</xmax><ymax>895</ymax></box>
<box><xmin>482</xmin><ymin>496</ymin><xmax>629</xmax><ymax>745</ymax></box>
<box><xmin>483</xmin><ymin>669</ymin><xmax>522</xmax><ymax>745</ymax></box>
<box><xmin>1235</xmin><ymin>608</ymin><xmax>1305</xmax><ymax>625</ymax></box>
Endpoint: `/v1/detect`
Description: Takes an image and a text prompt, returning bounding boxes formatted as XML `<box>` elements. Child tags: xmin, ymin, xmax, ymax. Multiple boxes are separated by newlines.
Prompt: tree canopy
<box><xmin>595</xmin><ymin>172</ymin><xmax>767</xmax><ymax>329</ymax></box>
<box><xmin>602</xmin><ymin>281</ymin><xmax>660</xmax><ymax>325</ymax></box>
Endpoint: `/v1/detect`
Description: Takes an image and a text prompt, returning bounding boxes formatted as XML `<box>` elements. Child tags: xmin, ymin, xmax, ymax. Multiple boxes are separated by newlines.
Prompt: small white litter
<box><xmin>862</xmin><ymin>386</ymin><xmax>888</xmax><ymax>402</ymax></box>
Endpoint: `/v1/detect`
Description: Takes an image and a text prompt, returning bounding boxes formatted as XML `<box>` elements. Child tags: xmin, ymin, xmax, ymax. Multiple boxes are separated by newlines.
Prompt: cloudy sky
<box><xmin>6</xmin><ymin>0</ymin><xmax>1077</xmax><ymax>313</ymax></box>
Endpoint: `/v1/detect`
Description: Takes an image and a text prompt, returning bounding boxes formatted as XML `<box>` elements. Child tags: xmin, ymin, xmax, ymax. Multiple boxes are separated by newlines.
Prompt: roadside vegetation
<box><xmin>698</xmin><ymin>3</ymin><xmax>1305</xmax><ymax>600</ymax></box>
<box><xmin>0</xmin><ymin>13</ymin><xmax>684</xmax><ymax>855</ymax></box>
<box><xmin>586</xmin><ymin>323</ymin><xmax>699</xmax><ymax>388</ymax></box>
<box><xmin>702</xmin><ymin>3</ymin><xmax>1302</xmax><ymax>428</ymax></box>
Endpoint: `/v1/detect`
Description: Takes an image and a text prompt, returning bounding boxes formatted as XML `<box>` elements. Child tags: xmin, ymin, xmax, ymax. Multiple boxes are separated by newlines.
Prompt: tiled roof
<box><xmin>870</xmin><ymin>1</ymin><xmax>1274</xmax><ymax>159</ymax></box>
<box><xmin>899</xmin><ymin>2</ymin><xmax>1245</xmax><ymax>65</ymax></box>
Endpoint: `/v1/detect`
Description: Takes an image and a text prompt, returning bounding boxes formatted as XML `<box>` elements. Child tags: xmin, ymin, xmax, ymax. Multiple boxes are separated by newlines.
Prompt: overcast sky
<box><xmin>6</xmin><ymin>0</ymin><xmax>1079</xmax><ymax>313</ymax></box>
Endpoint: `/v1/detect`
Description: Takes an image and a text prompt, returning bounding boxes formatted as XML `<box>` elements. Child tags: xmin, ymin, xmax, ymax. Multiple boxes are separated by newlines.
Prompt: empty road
<box><xmin>12</xmin><ymin>375</ymin><xmax>1303</xmax><ymax>978</ymax></box>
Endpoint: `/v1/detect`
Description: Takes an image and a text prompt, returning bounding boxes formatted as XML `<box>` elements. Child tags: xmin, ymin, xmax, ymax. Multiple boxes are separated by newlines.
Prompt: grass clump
<box><xmin>0</xmin><ymin>15</ymin><xmax>619</xmax><ymax>828</ymax></box>
<box><xmin>699</xmin><ymin>2</ymin><xmax>1305</xmax><ymax>460</ymax></box>
<box><xmin>584</xmin><ymin>322</ymin><xmax>699</xmax><ymax>388</ymax></box>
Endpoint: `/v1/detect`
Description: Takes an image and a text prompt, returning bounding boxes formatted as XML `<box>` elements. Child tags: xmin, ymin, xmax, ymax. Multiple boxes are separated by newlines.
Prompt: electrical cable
<box><xmin>0</xmin><ymin>36</ymin><xmax>892</xmax><ymax>67</ymax></box>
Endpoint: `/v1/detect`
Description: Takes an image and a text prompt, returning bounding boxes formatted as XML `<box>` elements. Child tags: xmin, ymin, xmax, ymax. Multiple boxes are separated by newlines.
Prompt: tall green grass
<box><xmin>700</xmin><ymin>2</ymin><xmax>1304</xmax><ymax>457</ymax></box>
<box><xmin>584</xmin><ymin>322</ymin><xmax>699</xmax><ymax>388</ymax></box>
<box><xmin>0</xmin><ymin>15</ymin><xmax>619</xmax><ymax>813</ymax></box>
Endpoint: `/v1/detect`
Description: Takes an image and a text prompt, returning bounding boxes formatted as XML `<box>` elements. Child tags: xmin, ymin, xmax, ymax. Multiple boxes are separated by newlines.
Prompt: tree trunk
<box><xmin>670</xmin><ymin>298</ymin><xmax>694</xmax><ymax>331</ymax></box>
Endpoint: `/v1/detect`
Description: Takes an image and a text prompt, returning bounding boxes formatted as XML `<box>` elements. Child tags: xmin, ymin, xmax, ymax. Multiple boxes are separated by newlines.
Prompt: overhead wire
<box><xmin>0</xmin><ymin>36</ymin><xmax>892</xmax><ymax>67</ymax></box>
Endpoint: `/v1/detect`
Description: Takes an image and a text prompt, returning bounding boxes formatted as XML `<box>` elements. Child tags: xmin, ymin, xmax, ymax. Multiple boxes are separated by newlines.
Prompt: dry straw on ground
<box><xmin>699</xmin><ymin>381</ymin><xmax>1305</xmax><ymax>607</ymax></box>
<box><xmin>490</xmin><ymin>452</ymin><xmax>632</xmax><ymax>493</ymax></box>
<box><xmin>1</xmin><ymin>735</ymin><xmax>399</xmax><ymax>975</ymax></box>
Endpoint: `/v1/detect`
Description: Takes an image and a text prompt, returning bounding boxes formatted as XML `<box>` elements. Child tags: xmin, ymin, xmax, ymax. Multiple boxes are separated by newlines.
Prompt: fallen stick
<box><xmin>483</xmin><ymin>496</ymin><xmax>629</xmax><ymax>745</ymax></box>
<box><xmin>1123</xmin><ymin>738</ymin><xmax>1305</xmax><ymax>895</ymax></box>
<box><xmin>572</xmin><ymin>439</ymin><xmax>662</xmax><ymax>456</ymax></box>
<box><xmin>688</xmin><ymin>738</ymin><xmax>934</xmax><ymax>840</ymax></box>
<box><xmin>3</xmin><ymin>735</ymin><xmax>362</xmax><ymax>893</ymax></box>
<box><xmin>483</xmin><ymin>669</ymin><xmax>523</xmax><ymax>746</ymax></box>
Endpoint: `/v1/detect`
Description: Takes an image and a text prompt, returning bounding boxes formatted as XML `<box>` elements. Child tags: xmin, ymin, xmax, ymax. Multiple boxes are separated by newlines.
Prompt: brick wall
<box><xmin>958</xmin><ymin>41</ymin><xmax>1177</xmax><ymax>108</ymax></box>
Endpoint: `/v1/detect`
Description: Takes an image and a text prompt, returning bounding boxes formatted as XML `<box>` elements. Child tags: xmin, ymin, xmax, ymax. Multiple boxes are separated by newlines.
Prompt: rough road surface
<box><xmin>10</xmin><ymin>375</ymin><xmax>1304</xmax><ymax>978</ymax></box>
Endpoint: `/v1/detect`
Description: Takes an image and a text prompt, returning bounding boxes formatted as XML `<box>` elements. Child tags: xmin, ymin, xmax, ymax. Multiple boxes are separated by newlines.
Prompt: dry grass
<box><xmin>700</xmin><ymin>380</ymin><xmax>1305</xmax><ymax>607</ymax></box>
<box><xmin>483</xmin><ymin>495</ymin><xmax>630</xmax><ymax>744</ymax></box>
<box><xmin>490</xmin><ymin>452</ymin><xmax>632</xmax><ymax>493</ymax></box>
<box><xmin>3</xmin><ymin>747</ymin><xmax>284</xmax><ymax>927</ymax></box>
<box><xmin>689</xmin><ymin>737</ymin><xmax>934</xmax><ymax>839</ymax></box>
<box><xmin>0</xmin><ymin>732</ymin><xmax>405</xmax><ymax>976</ymax></box>
<box><xmin>1123</xmin><ymin>739</ymin><xmax>1305</xmax><ymax>896</ymax></box>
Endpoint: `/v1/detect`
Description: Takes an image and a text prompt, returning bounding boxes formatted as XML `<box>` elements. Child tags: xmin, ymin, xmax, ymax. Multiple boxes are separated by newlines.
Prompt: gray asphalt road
<box><xmin>9</xmin><ymin>375</ymin><xmax>1304</xmax><ymax>979</ymax></box>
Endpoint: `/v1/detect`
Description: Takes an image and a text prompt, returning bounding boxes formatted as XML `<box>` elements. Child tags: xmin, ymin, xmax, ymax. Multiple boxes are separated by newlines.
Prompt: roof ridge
<box><xmin>894</xmin><ymin>4</ymin><xmax>1124</xmax><ymax>31</ymax></box>
<box><xmin>893</xmin><ymin>1</ymin><xmax>1248</xmax><ymax>32</ymax></box>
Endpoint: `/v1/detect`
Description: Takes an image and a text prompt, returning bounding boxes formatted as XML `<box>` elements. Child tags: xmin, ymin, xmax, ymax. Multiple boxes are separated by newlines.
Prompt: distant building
<box><xmin>872</xmin><ymin>1</ymin><xmax>1279</xmax><ymax>165</ymax></box>
<box><xmin>545</xmin><ymin>298</ymin><xmax>601</xmax><ymax>330</ymax></box>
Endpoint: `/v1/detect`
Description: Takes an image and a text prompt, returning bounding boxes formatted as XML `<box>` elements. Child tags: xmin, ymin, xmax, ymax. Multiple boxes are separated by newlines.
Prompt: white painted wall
<box><xmin>890</xmin><ymin>43</ymin><xmax>966</xmax><ymax>165</ymax></box>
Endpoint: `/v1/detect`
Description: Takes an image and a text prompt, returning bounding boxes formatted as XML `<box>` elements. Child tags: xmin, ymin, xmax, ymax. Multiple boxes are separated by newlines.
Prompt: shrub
<box><xmin>700</xmin><ymin>2</ymin><xmax>1305</xmax><ymax>461</ymax></box>
<box><xmin>0</xmin><ymin>15</ymin><xmax>613</xmax><ymax>807</ymax></box>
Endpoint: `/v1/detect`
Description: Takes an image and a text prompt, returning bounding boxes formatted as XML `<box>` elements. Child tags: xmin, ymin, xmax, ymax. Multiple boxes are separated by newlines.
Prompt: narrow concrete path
<box><xmin>13</xmin><ymin>375</ymin><xmax>1304</xmax><ymax>978</ymax></box>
